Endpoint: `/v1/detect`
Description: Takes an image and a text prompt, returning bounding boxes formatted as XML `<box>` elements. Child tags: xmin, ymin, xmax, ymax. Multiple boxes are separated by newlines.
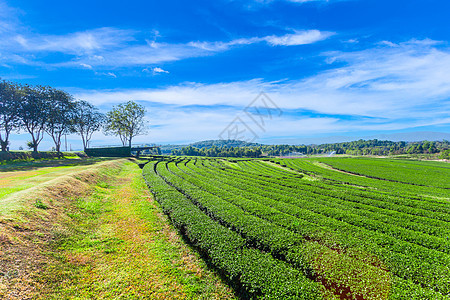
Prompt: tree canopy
<box><xmin>72</xmin><ymin>100</ymin><xmax>105</xmax><ymax>149</ymax></box>
<box><xmin>44</xmin><ymin>88</ymin><xmax>76</xmax><ymax>153</ymax></box>
<box><xmin>17</xmin><ymin>84</ymin><xmax>49</xmax><ymax>152</ymax></box>
<box><xmin>0</xmin><ymin>80</ymin><xmax>21</xmax><ymax>151</ymax></box>
<box><xmin>171</xmin><ymin>139</ymin><xmax>450</xmax><ymax>158</ymax></box>
<box><xmin>0</xmin><ymin>79</ymin><xmax>105</xmax><ymax>152</ymax></box>
<box><xmin>104</xmin><ymin>101</ymin><xmax>147</xmax><ymax>147</ymax></box>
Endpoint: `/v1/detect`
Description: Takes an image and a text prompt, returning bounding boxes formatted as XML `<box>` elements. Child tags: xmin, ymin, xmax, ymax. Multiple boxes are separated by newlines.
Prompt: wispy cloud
<box><xmin>142</xmin><ymin>67</ymin><xmax>170</xmax><ymax>75</ymax></box>
<box><xmin>188</xmin><ymin>30</ymin><xmax>334</xmax><ymax>50</ymax></box>
<box><xmin>0</xmin><ymin>0</ymin><xmax>333</xmax><ymax>70</ymax></box>
<box><xmin>0</xmin><ymin>5</ymin><xmax>137</xmax><ymax>67</ymax></box>
<box><xmin>265</xmin><ymin>30</ymin><xmax>334</xmax><ymax>46</ymax></box>
<box><xmin>12</xmin><ymin>27</ymin><xmax>135</xmax><ymax>55</ymax></box>
<box><xmin>73</xmin><ymin>39</ymin><xmax>450</xmax><ymax>142</ymax></box>
<box><xmin>1</xmin><ymin>18</ymin><xmax>332</xmax><ymax>69</ymax></box>
<box><xmin>0</xmin><ymin>0</ymin><xmax>19</xmax><ymax>34</ymax></box>
<box><xmin>246</xmin><ymin>0</ymin><xmax>349</xmax><ymax>7</ymax></box>
<box><xmin>285</xmin><ymin>0</ymin><xmax>334</xmax><ymax>3</ymax></box>
<box><xmin>75</xmin><ymin>39</ymin><xmax>450</xmax><ymax>117</ymax></box>
<box><xmin>79</xmin><ymin>63</ymin><xmax>93</xmax><ymax>69</ymax></box>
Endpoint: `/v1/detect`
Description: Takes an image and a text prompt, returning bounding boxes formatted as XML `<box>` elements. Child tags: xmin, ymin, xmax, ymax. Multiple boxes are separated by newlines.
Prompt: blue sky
<box><xmin>1</xmin><ymin>0</ymin><xmax>450</xmax><ymax>149</ymax></box>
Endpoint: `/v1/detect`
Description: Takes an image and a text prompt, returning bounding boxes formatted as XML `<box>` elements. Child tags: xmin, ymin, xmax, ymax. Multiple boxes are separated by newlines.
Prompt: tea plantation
<box><xmin>142</xmin><ymin>157</ymin><xmax>449</xmax><ymax>299</ymax></box>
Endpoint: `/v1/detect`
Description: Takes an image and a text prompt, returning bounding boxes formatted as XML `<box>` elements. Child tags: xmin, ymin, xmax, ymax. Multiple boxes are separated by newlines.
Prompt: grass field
<box><xmin>142</xmin><ymin>156</ymin><xmax>450</xmax><ymax>299</ymax></box>
<box><xmin>0</xmin><ymin>158</ymin><xmax>106</xmax><ymax>215</ymax></box>
<box><xmin>1</xmin><ymin>155</ymin><xmax>448</xmax><ymax>299</ymax></box>
<box><xmin>0</xmin><ymin>158</ymin><xmax>235</xmax><ymax>299</ymax></box>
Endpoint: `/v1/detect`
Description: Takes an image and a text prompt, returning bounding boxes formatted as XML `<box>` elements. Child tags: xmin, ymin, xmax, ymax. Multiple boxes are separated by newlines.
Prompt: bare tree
<box><xmin>0</xmin><ymin>80</ymin><xmax>20</xmax><ymax>151</ymax></box>
<box><xmin>72</xmin><ymin>100</ymin><xmax>104</xmax><ymax>149</ymax></box>
<box><xmin>104</xmin><ymin>101</ymin><xmax>147</xmax><ymax>147</ymax></box>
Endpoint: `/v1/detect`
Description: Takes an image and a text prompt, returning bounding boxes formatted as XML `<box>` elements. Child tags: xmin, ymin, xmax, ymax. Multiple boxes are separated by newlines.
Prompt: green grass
<box><xmin>0</xmin><ymin>158</ymin><xmax>109</xmax><ymax>215</ymax></box>
<box><xmin>34</xmin><ymin>199</ymin><xmax>49</xmax><ymax>209</ymax></box>
<box><xmin>37</xmin><ymin>161</ymin><xmax>236</xmax><ymax>300</ymax></box>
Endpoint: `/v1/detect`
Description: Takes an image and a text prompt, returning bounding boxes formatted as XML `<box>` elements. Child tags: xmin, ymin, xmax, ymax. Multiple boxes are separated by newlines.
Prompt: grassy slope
<box><xmin>0</xmin><ymin>159</ymin><xmax>107</xmax><ymax>215</ymax></box>
<box><xmin>0</xmin><ymin>159</ymin><xmax>235</xmax><ymax>299</ymax></box>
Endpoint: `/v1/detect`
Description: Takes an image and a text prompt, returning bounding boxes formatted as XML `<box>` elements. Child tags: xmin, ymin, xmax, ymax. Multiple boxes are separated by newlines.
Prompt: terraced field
<box><xmin>142</xmin><ymin>157</ymin><xmax>450</xmax><ymax>300</ymax></box>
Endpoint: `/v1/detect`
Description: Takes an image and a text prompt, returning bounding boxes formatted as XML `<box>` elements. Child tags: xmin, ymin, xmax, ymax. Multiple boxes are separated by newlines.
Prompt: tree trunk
<box><xmin>50</xmin><ymin>133</ymin><xmax>61</xmax><ymax>153</ymax></box>
<box><xmin>1</xmin><ymin>140</ymin><xmax>7</xmax><ymax>152</ymax></box>
<box><xmin>1</xmin><ymin>131</ymin><xmax>10</xmax><ymax>151</ymax></box>
<box><xmin>31</xmin><ymin>135</ymin><xmax>38</xmax><ymax>152</ymax></box>
<box><xmin>81</xmin><ymin>134</ymin><xmax>87</xmax><ymax>150</ymax></box>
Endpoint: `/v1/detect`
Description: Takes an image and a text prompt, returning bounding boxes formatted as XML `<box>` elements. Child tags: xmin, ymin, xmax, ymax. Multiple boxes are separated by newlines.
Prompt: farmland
<box><xmin>142</xmin><ymin>156</ymin><xmax>450</xmax><ymax>299</ymax></box>
<box><xmin>0</xmin><ymin>158</ymin><xmax>235</xmax><ymax>299</ymax></box>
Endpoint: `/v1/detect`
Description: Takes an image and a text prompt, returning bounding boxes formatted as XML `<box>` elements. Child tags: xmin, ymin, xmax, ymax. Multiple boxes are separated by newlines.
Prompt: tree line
<box><xmin>0</xmin><ymin>79</ymin><xmax>147</xmax><ymax>152</ymax></box>
<box><xmin>171</xmin><ymin>145</ymin><xmax>262</xmax><ymax>157</ymax></box>
<box><xmin>302</xmin><ymin>139</ymin><xmax>449</xmax><ymax>157</ymax></box>
<box><xmin>172</xmin><ymin>139</ymin><xmax>450</xmax><ymax>159</ymax></box>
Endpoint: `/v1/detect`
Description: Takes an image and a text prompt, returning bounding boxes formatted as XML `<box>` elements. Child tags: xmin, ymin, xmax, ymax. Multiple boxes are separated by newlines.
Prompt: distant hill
<box><xmin>369</xmin><ymin>131</ymin><xmax>450</xmax><ymax>142</ymax></box>
<box><xmin>159</xmin><ymin>144</ymin><xmax>185</xmax><ymax>154</ymax></box>
<box><xmin>159</xmin><ymin>140</ymin><xmax>263</xmax><ymax>154</ymax></box>
<box><xmin>190</xmin><ymin>140</ymin><xmax>262</xmax><ymax>149</ymax></box>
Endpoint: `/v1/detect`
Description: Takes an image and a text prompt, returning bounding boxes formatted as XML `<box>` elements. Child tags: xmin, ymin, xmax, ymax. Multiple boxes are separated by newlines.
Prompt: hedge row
<box><xmin>142</xmin><ymin>161</ymin><xmax>321</xmax><ymax>299</ymax></box>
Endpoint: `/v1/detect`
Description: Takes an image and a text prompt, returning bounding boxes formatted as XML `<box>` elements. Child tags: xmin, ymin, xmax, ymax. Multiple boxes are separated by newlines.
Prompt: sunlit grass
<box><xmin>0</xmin><ymin>159</ymin><xmax>108</xmax><ymax>215</ymax></box>
<box><xmin>37</xmin><ymin>161</ymin><xmax>236</xmax><ymax>300</ymax></box>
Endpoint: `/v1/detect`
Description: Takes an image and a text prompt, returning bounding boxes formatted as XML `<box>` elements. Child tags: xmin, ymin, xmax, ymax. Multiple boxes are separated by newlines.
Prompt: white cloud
<box><xmin>12</xmin><ymin>27</ymin><xmax>135</xmax><ymax>55</ymax></box>
<box><xmin>1</xmin><ymin>16</ymin><xmax>332</xmax><ymax>68</ymax></box>
<box><xmin>142</xmin><ymin>67</ymin><xmax>170</xmax><ymax>75</ymax></box>
<box><xmin>188</xmin><ymin>30</ymin><xmax>333</xmax><ymax>51</ymax></box>
<box><xmin>344</xmin><ymin>39</ymin><xmax>359</xmax><ymax>44</ymax></box>
<box><xmin>74</xmin><ymin>80</ymin><xmax>265</xmax><ymax>107</ymax></box>
<box><xmin>264</xmin><ymin>30</ymin><xmax>334</xmax><ymax>46</ymax></box>
<box><xmin>63</xmin><ymin>29</ymin><xmax>332</xmax><ymax>68</ymax></box>
<box><xmin>0</xmin><ymin>20</ymin><xmax>137</xmax><ymax>67</ymax></box>
<box><xmin>286</xmin><ymin>0</ymin><xmax>331</xmax><ymax>3</ymax></box>
<box><xmin>248</xmin><ymin>0</ymin><xmax>346</xmax><ymax>5</ymax></box>
<box><xmin>152</xmin><ymin>67</ymin><xmax>169</xmax><ymax>74</ymax></box>
<box><xmin>80</xmin><ymin>63</ymin><xmax>93</xmax><ymax>69</ymax></box>
<box><xmin>0</xmin><ymin>0</ymin><xmax>19</xmax><ymax>34</ymax></box>
<box><xmin>188</xmin><ymin>37</ymin><xmax>261</xmax><ymax>51</ymax></box>
<box><xmin>58</xmin><ymin>41</ymin><xmax>211</xmax><ymax>68</ymax></box>
<box><xmin>72</xmin><ymin>39</ymin><xmax>450</xmax><ymax>143</ymax></box>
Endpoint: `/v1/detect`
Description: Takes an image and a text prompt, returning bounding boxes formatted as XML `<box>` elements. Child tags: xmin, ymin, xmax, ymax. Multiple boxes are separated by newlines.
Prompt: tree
<box><xmin>104</xmin><ymin>101</ymin><xmax>147</xmax><ymax>147</ymax></box>
<box><xmin>428</xmin><ymin>142</ymin><xmax>437</xmax><ymax>154</ymax></box>
<box><xmin>17</xmin><ymin>85</ymin><xmax>49</xmax><ymax>152</ymax></box>
<box><xmin>0</xmin><ymin>80</ymin><xmax>20</xmax><ymax>151</ymax></box>
<box><xmin>71</xmin><ymin>100</ymin><xmax>104</xmax><ymax>149</ymax></box>
<box><xmin>440</xmin><ymin>149</ymin><xmax>450</xmax><ymax>160</ymax></box>
<box><xmin>44</xmin><ymin>88</ymin><xmax>76</xmax><ymax>153</ymax></box>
